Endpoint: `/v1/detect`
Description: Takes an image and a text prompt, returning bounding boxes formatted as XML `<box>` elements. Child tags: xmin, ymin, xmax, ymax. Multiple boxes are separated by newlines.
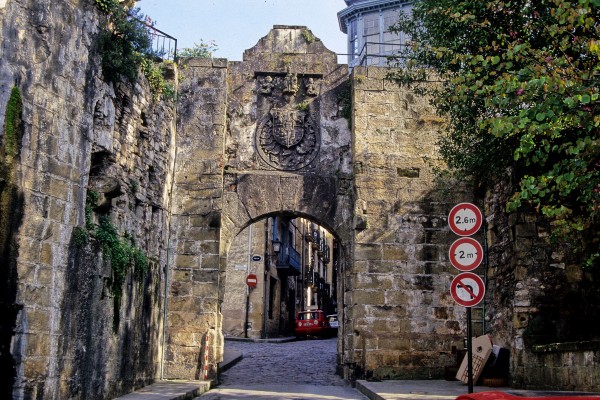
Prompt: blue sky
<box><xmin>137</xmin><ymin>0</ymin><xmax>349</xmax><ymax>61</ymax></box>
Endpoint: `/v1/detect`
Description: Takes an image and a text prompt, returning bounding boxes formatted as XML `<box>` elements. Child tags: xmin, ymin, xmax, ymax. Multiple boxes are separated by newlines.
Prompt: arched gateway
<box><xmin>165</xmin><ymin>26</ymin><xmax>466</xmax><ymax>381</ymax></box>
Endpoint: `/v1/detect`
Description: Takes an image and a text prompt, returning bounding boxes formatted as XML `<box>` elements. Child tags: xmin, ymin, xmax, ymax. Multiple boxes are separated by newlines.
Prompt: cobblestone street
<box><xmin>197</xmin><ymin>338</ymin><xmax>368</xmax><ymax>399</ymax></box>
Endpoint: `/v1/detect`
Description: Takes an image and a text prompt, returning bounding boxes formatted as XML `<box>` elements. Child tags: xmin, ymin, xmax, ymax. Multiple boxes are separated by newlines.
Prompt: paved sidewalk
<box><xmin>113</xmin><ymin>380</ymin><xmax>211</xmax><ymax>400</ymax></box>
<box><xmin>114</xmin><ymin>378</ymin><xmax>600</xmax><ymax>400</ymax></box>
<box><xmin>113</xmin><ymin>347</ymin><xmax>242</xmax><ymax>400</ymax></box>
<box><xmin>113</xmin><ymin>338</ymin><xmax>600</xmax><ymax>400</ymax></box>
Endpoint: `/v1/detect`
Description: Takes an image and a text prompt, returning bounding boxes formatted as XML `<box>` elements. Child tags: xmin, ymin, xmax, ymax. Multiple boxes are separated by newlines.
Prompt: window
<box><xmin>349</xmin><ymin>19</ymin><xmax>358</xmax><ymax>60</ymax></box>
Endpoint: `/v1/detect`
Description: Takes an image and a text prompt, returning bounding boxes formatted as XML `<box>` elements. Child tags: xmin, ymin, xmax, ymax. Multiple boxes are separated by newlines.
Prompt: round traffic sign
<box><xmin>450</xmin><ymin>272</ymin><xmax>485</xmax><ymax>307</ymax></box>
<box><xmin>245</xmin><ymin>274</ymin><xmax>258</xmax><ymax>288</ymax></box>
<box><xmin>448</xmin><ymin>203</ymin><xmax>483</xmax><ymax>236</ymax></box>
<box><xmin>449</xmin><ymin>237</ymin><xmax>484</xmax><ymax>271</ymax></box>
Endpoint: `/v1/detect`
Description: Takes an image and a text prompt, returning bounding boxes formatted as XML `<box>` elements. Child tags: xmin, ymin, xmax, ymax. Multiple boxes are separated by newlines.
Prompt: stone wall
<box><xmin>221</xmin><ymin>223</ymin><xmax>267</xmax><ymax>339</ymax></box>
<box><xmin>484</xmin><ymin>178</ymin><xmax>600</xmax><ymax>390</ymax></box>
<box><xmin>518</xmin><ymin>342</ymin><xmax>600</xmax><ymax>390</ymax></box>
<box><xmin>0</xmin><ymin>1</ymin><xmax>176</xmax><ymax>398</ymax></box>
<box><xmin>344</xmin><ymin>65</ymin><xmax>473</xmax><ymax>380</ymax></box>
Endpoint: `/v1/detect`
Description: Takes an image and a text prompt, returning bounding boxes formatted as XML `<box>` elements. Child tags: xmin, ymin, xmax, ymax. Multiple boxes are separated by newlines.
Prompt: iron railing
<box><xmin>134</xmin><ymin>17</ymin><xmax>178</xmax><ymax>61</ymax></box>
<box><xmin>276</xmin><ymin>246</ymin><xmax>301</xmax><ymax>275</ymax></box>
<box><xmin>351</xmin><ymin>41</ymin><xmax>406</xmax><ymax>68</ymax></box>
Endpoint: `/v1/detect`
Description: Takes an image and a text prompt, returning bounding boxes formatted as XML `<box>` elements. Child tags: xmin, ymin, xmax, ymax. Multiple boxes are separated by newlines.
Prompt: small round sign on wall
<box><xmin>448</xmin><ymin>202</ymin><xmax>483</xmax><ymax>236</ymax></box>
<box><xmin>245</xmin><ymin>274</ymin><xmax>258</xmax><ymax>288</ymax></box>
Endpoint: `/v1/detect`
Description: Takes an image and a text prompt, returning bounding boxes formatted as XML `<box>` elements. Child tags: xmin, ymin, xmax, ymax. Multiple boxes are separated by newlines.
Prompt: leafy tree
<box><xmin>177</xmin><ymin>39</ymin><xmax>218</xmax><ymax>58</ymax></box>
<box><xmin>388</xmin><ymin>0</ymin><xmax>600</xmax><ymax>267</ymax></box>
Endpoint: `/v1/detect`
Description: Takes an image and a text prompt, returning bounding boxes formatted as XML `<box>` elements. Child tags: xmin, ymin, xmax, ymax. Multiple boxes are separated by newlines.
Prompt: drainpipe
<box><xmin>262</xmin><ymin>219</ymin><xmax>269</xmax><ymax>339</ymax></box>
<box><xmin>482</xmin><ymin>217</ymin><xmax>489</xmax><ymax>335</ymax></box>
<box><xmin>160</xmin><ymin>236</ymin><xmax>171</xmax><ymax>379</ymax></box>
<box><xmin>244</xmin><ymin>225</ymin><xmax>252</xmax><ymax>338</ymax></box>
<box><xmin>301</xmin><ymin>220</ymin><xmax>305</xmax><ymax>311</ymax></box>
<box><xmin>160</xmin><ymin>118</ymin><xmax>178</xmax><ymax>379</ymax></box>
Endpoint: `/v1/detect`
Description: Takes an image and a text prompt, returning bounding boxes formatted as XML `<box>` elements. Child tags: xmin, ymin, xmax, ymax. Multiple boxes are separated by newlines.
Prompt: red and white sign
<box><xmin>245</xmin><ymin>274</ymin><xmax>258</xmax><ymax>288</ymax></box>
<box><xmin>450</xmin><ymin>272</ymin><xmax>485</xmax><ymax>307</ymax></box>
<box><xmin>449</xmin><ymin>237</ymin><xmax>484</xmax><ymax>272</ymax></box>
<box><xmin>448</xmin><ymin>203</ymin><xmax>483</xmax><ymax>236</ymax></box>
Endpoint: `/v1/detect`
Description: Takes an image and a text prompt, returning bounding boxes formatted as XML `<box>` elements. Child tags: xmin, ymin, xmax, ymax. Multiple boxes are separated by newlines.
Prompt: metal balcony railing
<box><xmin>276</xmin><ymin>246</ymin><xmax>301</xmax><ymax>275</ymax></box>
<box><xmin>350</xmin><ymin>41</ymin><xmax>406</xmax><ymax>68</ymax></box>
<box><xmin>134</xmin><ymin>17</ymin><xmax>178</xmax><ymax>61</ymax></box>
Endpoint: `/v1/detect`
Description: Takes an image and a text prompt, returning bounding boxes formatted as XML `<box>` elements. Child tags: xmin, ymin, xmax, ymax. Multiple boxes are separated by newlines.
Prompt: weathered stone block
<box><xmin>355</xmin><ymin>243</ymin><xmax>381</xmax><ymax>261</ymax></box>
<box><xmin>167</xmin><ymin>312</ymin><xmax>217</xmax><ymax>331</ymax></box>
<box><xmin>352</xmin><ymin>290</ymin><xmax>385</xmax><ymax>305</ymax></box>
<box><xmin>19</xmin><ymin>283</ymin><xmax>53</xmax><ymax>309</ymax></box>
<box><xmin>201</xmin><ymin>254</ymin><xmax>220</xmax><ymax>269</ymax></box>
<box><xmin>169</xmin><ymin>281</ymin><xmax>193</xmax><ymax>297</ymax></box>
<box><xmin>382</xmin><ymin>245</ymin><xmax>408</xmax><ymax>262</ymax></box>
<box><xmin>23</xmin><ymin>357</ymin><xmax>49</xmax><ymax>380</ymax></box>
<box><xmin>175</xmin><ymin>254</ymin><xmax>200</xmax><ymax>269</ymax></box>
<box><xmin>45</xmin><ymin>176</ymin><xmax>70</xmax><ymax>201</ymax></box>
<box><xmin>172</xmin><ymin>269</ymin><xmax>193</xmax><ymax>282</ymax></box>
<box><xmin>192</xmin><ymin>269</ymin><xmax>219</xmax><ymax>283</ymax></box>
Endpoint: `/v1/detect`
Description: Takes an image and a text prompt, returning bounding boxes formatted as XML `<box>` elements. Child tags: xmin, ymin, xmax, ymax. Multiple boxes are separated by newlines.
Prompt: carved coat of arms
<box><xmin>256</xmin><ymin>106</ymin><xmax>319</xmax><ymax>170</ymax></box>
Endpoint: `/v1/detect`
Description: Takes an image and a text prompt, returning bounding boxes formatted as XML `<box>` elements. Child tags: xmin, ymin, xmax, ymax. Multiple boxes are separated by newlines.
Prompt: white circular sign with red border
<box><xmin>450</xmin><ymin>272</ymin><xmax>485</xmax><ymax>307</ymax></box>
<box><xmin>449</xmin><ymin>237</ymin><xmax>484</xmax><ymax>271</ymax></box>
<box><xmin>448</xmin><ymin>203</ymin><xmax>483</xmax><ymax>236</ymax></box>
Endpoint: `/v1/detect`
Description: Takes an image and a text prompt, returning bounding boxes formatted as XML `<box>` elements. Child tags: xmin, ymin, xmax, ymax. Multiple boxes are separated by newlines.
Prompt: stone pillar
<box><xmin>346</xmin><ymin>66</ymin><xmax>469</xmax><ymax>380</ymax></box>
<box><xmin>164</xmin><ymin>58</ymin><xmax>228</xmax><ymax>380</ymax></box>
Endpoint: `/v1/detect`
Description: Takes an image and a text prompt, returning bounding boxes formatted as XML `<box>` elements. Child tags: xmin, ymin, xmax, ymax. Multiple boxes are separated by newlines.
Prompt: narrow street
<box><xmin>197</xmin><ymin>338</ymin><xmax>368</xmax><ymax>399</ymax></box>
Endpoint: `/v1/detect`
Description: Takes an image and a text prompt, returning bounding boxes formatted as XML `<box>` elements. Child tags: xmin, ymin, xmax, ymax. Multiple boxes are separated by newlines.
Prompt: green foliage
<box><xmin>301</xmin><ymin>29</ymin><xmax>317</xmax><ymax>44</ymax></box>
<box><xmin>132</xmin><ymin>246</ymin><xmax>149</xmax><ymax>278</ymax></box>
<box><xmin>129</xmin><ymin>178</ymin><xmax>139</xmax><ymax>194</ymax></box>
<box><xmin>96</xmin><ymin>1</ymin><xmax>154</xmax><ymax>83</ymax></box>
<box><xmin>338</xmin><ymin>81</ymin><xmax>353</xmax><ymax>128</ymax></box>
<box><xmin>95</xmin><ymin>1</ymin><xmax>178</xmax><ymax>100</ymax></box>
<box><xmin>95</xmin><ymin>0</ymin><xmax>117</xmax><ymax>14</ymax></box>
<box><xmin>80</xmin><ymin>189</ymin><xmax>149</xmax><ymax>299</ymax></box>
<box><xmin>96</xmin><ymin>215</ymin><xmax>130</xmax><ymax>297</ymax></box>
<box><xmin>176</xmin><ymin>39</ymin><xmax>218</xmax><ymax>58</ymax></box>
<box><xmin>296</xmin><ymin>101</ymin><xmax>310</xmax><ymax>111</ymax></box>
<box><xmin>2</xmin><ymin>87</ymin><xmax>23</xmax><ymax>161</ymax></box>
<box><xmin>389</xmin><ymin>0</ymin><xmax>600</xmax><ymax>266</ymax></box>
<box><xmin>72</xmin><ymin>227</ymin><xmax>89</xmax><ymax>247</ymax></box>
<box><xmin>0</xmin><ymin>86</ymin><xmax>23</xmax><ymax>261</ymax></box>
<box><xmin>85</xmin><ymin>190</ymin><xmax>99</xmax><ymax>230</ymax></box>
<box><xmin>140</xmin><ymin>58</ymin><xmax>176</xmax><ymax>101</ymax></box>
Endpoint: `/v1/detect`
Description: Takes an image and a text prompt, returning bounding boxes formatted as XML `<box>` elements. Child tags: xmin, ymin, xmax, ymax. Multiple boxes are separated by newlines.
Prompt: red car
<box><xmin>456</xmin><ymin>391</ymin><xmax>600</xmax><ymax>400</ymax></box>
<box><xmin>295</xmin><ymin>310</ymin><xmax>330</xmax><ymax>337</ymax></box>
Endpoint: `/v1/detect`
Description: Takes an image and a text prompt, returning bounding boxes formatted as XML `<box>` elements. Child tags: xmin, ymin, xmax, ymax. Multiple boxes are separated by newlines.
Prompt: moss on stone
<box><xmin>2</xmin><ymin>86</ymin><xmax>22</xmax><ymax>161</ymax></box>
<box><xmin>0</xmin><ymin>86</ymin><xmax>23</xmax><ymax>255</ymax></box>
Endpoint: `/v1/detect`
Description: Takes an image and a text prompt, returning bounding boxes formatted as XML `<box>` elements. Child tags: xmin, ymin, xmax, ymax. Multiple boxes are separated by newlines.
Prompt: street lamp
<box><xmin>272</xmin><ymin>239</ymin><xmax>281</xmax><ymax>254</ymax></box>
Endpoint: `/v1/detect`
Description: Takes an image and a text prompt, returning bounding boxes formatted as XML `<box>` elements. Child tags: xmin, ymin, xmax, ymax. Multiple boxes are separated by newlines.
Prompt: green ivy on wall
<box><xmin>2</xmin><ymin>87</ymin><xmax>22</xmax><ymax>161</ymax></box>
<box><xmin>0</xmin><ymin>86</ymin><xmax>23</xmax><ymax>263</ymax></box>
<box><xmin>74</xmin><ymin>188</ymin><xmax>149</xmax><ymax>320</ymax></box>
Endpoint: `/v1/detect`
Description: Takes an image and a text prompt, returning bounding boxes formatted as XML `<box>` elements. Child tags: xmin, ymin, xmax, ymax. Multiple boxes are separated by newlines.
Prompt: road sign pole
<box><xmin>467</xmin><ymin>307</ymin><xmax>473</xmax><ymax>394</ymax></box>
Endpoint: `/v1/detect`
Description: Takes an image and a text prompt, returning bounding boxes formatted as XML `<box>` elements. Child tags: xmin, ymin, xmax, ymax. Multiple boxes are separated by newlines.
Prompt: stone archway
<box><xmin>164</xmin><ymin>26</ymin><xmax>354</xmax><ymax>380</ymax></box>
<box><xmin>166</xmin><ymin>25</ymin><xmax>466</xmax><ymax>382</ymax></box>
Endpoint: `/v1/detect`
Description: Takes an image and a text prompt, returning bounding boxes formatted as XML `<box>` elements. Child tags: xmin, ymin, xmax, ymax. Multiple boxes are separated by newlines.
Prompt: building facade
<box><xmin>337</xmin><ymin>0</ymin><xmax>413</xmax><ymax>68</ymax></box>
<box><xmin>222</xmin><ymin>218</ymin><xmax>336</xmax><ymax>339</ymax></box>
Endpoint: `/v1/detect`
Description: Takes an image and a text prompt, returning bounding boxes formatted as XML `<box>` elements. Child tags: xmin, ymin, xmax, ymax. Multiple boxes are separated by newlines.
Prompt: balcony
<box><xmin>276</xmin><ymin>246</ymin><xmax>301</xmax><ymax>276</ymax></box>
